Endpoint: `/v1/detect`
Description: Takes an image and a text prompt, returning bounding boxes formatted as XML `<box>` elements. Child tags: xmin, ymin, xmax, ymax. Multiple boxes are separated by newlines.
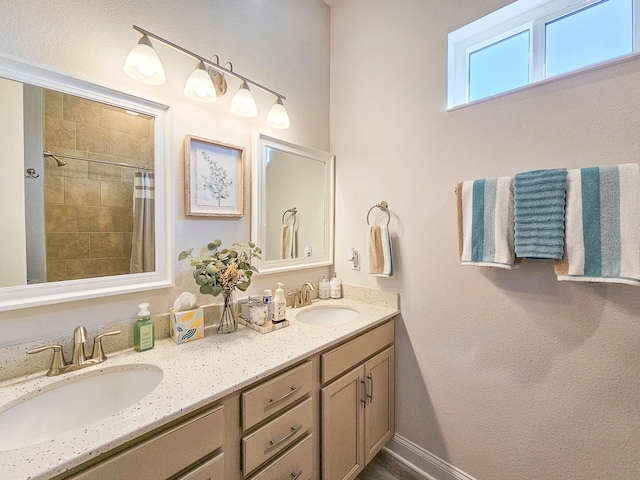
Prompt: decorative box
<box><xmin>170</xmin><ymin>307</ymin><xmax>204</xmax><ymax>344</ymax></box>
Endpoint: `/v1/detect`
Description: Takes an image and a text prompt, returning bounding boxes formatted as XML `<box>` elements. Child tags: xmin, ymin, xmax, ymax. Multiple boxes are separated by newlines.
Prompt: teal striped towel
<box><xmin>555</xmin><ymin>164</ymin><xmax>640</xmax><ymax>285</ymax></box>
<box><xmin>457</xmin><ymin>177</ymin><xmax>517</xmax><ymax>269</ymax></box>
<box><xmin>514</xmin><ymin>169</ymin><xmax>567</xmax><ymax>259</ymax></box>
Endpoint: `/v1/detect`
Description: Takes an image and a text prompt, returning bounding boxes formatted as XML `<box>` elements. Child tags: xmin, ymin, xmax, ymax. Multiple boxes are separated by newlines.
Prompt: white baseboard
<box><xmin>384</xmin><ymin>434</ymin><xmax>478</xmax><ymax>480</ymax></box>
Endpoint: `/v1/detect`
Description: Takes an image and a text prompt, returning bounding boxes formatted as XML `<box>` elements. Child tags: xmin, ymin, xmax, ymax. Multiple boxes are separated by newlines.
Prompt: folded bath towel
<box><xmin>369</xmin><ymin>225</ymin><xmax>393</xmax><ymax>277</ymax></box>
<box><xmin>457</xmin><ymin>177</ymin><xmax>517</xmax><ymax>269</ymax></box>
<box><xmin>514</xmin><ymin>169</ymin><xmax>567</xmax><ymax>259</ymax></box>
<box><xmin>554</xmin><ymin>164</ymin><xmax>640</xmax><ymax>285</ymax></box>
<box><xmin>280</xmin><ymin>224</ymin><xmax>295</xmax><ymax>259</ymax></box>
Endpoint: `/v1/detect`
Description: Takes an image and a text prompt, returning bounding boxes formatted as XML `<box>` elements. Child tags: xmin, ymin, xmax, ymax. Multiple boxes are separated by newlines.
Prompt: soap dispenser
<box><xmin>134</xmin><ymin>302</ymin><xmax>155</xmax><ymax>352</ymax></box>
<box><xmin>319</xmin><ymin>273</ymin><xmax>330</xmax><ymax>300</ymax></box>
<box><xmin>330</xmin><ymin>273</ymin><xmax>342</xmax><ymax>299</ymax></box>
<box><xmin>271</xmin><ymin>283</ymin><xmax>287</xmax><ymax>323</ymax></box>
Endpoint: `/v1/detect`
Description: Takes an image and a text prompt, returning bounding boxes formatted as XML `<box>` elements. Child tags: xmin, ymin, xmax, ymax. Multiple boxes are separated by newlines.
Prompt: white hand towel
<box><xmin>369</xmin><ymin>225</ymin><xmax>393</xmax><ymax>277</ymax></box>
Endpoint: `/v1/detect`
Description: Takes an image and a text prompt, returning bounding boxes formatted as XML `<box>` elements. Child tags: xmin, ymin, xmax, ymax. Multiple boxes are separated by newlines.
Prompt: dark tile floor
<box><xmin>356</xmin><ymin>450</ymin><xmax>428</xmax><ymax>480</ymax></box>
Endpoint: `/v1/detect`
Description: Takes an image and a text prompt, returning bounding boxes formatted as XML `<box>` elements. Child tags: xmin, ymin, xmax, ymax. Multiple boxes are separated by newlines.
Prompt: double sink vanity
<box><xmin>0</xmin><ymin>288</ymin><xmax>399</xmax><ymax>480</ymax></box>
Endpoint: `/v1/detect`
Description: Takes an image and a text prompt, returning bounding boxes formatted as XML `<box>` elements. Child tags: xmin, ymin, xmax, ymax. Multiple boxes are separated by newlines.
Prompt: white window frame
<box><xmin>448</xmin><ymin>0</ymin><xmax>640</xmax><ymax>109</ymax></box>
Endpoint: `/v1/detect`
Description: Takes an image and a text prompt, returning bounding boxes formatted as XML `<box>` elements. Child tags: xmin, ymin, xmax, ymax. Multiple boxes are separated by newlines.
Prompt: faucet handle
<box><xmin>287</xmin><ymin>291</ymin><xmax>301</xmax><ymax>308</ymax></box>
<box><xmin>91</xmin><ymin>330</ymin><xmax>122</xmax><ymax>362</ymax></box>
<box><xmin>27</xmin><ymin>345</ymin><xmax>68</xmax><ymax>377</ymax></box>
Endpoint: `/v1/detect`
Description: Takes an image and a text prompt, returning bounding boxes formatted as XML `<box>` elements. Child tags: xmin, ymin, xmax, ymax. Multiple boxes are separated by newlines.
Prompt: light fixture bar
<box><xmin>132</xmin><ymin>25</ymin><xmax>286</xmax><ymax>100</ymax></box>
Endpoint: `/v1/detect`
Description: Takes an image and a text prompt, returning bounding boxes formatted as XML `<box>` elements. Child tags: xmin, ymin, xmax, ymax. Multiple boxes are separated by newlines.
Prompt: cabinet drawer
<box><xmin>242</xmin><ymin>397</ymin><xmax>313</xmax><ymax>475</ymax></box>
<box><xmin>242</xmin><ymin>361</ymin><xmax>312</xmax><ymax>431</ymax></box>
<box><xmin>321</xmin><ymin>320</ymin><xmax>394</xmax><ymax>384</ymax></box>
<box><xmin>71</xmin><ymin>405</ymin><xmax>224</xmax><ymax>480</ymax></box>
<box><xmin>176</xmin><ymin>452</ymin><xmax>224</xmax><ymax>480</ymax></box>
<box><xmin>248</xmin><ymin>434</ymin><xmax>313</xmax><ymax>480</ymax></box>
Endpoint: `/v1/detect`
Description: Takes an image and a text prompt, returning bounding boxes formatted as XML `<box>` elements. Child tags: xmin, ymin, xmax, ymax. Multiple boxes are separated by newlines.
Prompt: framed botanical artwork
<box><xmin>184</xmin><ymin>135</ymin><xmax>245</xmax><ymax>217</ymax></box>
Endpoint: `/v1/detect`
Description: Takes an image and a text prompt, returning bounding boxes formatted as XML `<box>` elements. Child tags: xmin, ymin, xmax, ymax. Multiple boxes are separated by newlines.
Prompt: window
<box><xmin>448</xmin><ymin>0</ymin><xmax>638</xmax><ymax>108</ymax></box>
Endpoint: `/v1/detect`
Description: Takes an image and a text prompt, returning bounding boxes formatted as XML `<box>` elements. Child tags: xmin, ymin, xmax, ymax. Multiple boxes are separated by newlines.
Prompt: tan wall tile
<box><xmin>102</xmin><ymin>258</ymin><xmax>131</xmax><ymax>276</ymax></box>
<box><xmin>44</xmin><ymin>116</ymin><xmax>76</xmax><ymax>150</ymax></box>
<box><xmin>64</xmin><ymin>177</ymin><xmax>101</xmax><ymax>205</ymax></box>
<box><xmin>88</xmin><ymin>161</ymin><xmax>121</xmax><ymax>182</ymax></box>
<box><xmin>77</xmin><ymin>206</ymin><xmax>113</xmax><ymax>232</ymax></box>
<box><xmin>45</xmin><ymin>175</ymin><xmax>65</xmax><ymax>204</ymax></box>
<box><xmin>46</xmin><ymin>232</ymin><xmax>91</xmax><ymax>260</ymax></box>
<box><xmin>63</xmin><ymin>95</ymin><xmax>101</xmax><ymax>126</ymax></box>
<box><xmin>130</xmin><ymin>115</ymin><xmax>152</xmax><ymax>137</ymax></box>
<box><xmin>77</xmin><ymin>124</ymin><xmax>110</xmax><ymax>155</ymax></box>
<box><xmin>111</xmin><ymin>206</ymin><xmax>133</xmax><ymax>232</ymax></box>
<box><xmin>110</xmin><ymin>131</ymin><xmax>141</xmax><ymax>160</ymax></box>
<box><xmin>121</xmin><ymin>167</ymin><xmax>136</xmax><ymax>183</ymax></box>
<box><xmin>100</xmin><ymin>107</ymin><xmax>131</xmax><ymax>134</ymax></box>
<box><xmin>47</xmin><ymin>156</ymin><xmax>89</xmax><ymax>179</ymax></box>
<box><xmin>66</xmin><ymin>259</ymin><xmax>103</xmax><ymax>280</ymax></box>
<box><xmin>45</xmin><ymin>204</ymin><xmax>78</xmax><ymax>233</ymax></box>
<box><xmin>123</xmin><ymin>232</ymin><xmax>133</xmax><ymax>259</ymax></box>
<box><xmin>91</xmin><ymin>233</ymin><xmax>123</xmax><ymax>258</ymax></box>
<box><xmin>44</xmin><ymin>90</ymin><xmax>63</xmax><ymax>119</ymax></box>
<box><xmin>46</xmin><ymin>260</ymin><xmax>67</xmax><ymax>282</ymax></box>
<box><xmin>101</xmin><ymin>181</ymin><xmax>132</xmax><ymax>208</ymax></box>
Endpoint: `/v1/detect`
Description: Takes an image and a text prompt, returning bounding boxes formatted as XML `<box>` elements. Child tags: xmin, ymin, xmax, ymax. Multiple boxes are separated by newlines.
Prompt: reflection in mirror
<box><xmin>252</xmin><ymin>133</ymin><xmax>334</xmax><ymax>274</ymax></box>
<box><xmin>0</xmin><ymin>54</ymin><xmax>170</xmax><ymax>311</ymax></box>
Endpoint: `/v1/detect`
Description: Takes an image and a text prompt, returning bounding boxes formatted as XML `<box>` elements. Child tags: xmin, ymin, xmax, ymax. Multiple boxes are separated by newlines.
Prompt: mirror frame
<box><xmin>251</xmin><ymin>133</ymin><xmax>334</xmax><ymax>274</ymax></box>
<box><xmin>0</xmin><ymin>53</ymin><xmax>173</xmax><ymax>311</ymax></box>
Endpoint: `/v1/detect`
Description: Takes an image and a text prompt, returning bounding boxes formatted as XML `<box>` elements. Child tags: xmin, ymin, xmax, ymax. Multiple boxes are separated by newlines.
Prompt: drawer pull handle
<box><xmin>265</xmin><ymin>385</ymin><xmax>302</xmax><ymax>410</ymax></box>
<box><xmin>367</xmin><ymin>374</ymin><xmax>374</xmax><ymax>404</ymax></box>
<box><xmin>291</xmin><ymin>470</ymin><xmax>303</xmax><ymax>480</ymax></box>
<box><xmin>265</xmin><ymin>424</ymin><xmax>302</xmax><ymax>453</ymax></box>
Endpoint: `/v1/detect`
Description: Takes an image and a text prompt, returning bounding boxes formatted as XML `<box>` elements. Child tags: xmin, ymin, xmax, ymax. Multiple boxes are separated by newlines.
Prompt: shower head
<box><xmin>43</xmin><ymin>150</ymin><xmax>67</xmax><ymax>167</ymax></box>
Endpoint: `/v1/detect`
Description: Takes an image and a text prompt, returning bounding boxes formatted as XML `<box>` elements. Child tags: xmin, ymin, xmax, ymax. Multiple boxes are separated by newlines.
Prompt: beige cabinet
<box><xmin>320</xmin><ymin>321</ymin><xmax>395</xmax><ymax>480</ymax></box>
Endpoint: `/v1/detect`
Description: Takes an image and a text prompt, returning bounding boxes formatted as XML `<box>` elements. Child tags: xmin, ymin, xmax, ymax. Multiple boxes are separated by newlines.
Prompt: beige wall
<box><xmin>0</xmin><ymin>77</ymin><xmax>26</xmax><ymax>287</ymax></box>
<box><xmin>331</xmin><ymin>1</ymin><xmax>640</xmax><ymax>479</ymax></box>
<box><xmin>0</xmin><ymin>0</ymin><xmax>330</xmax><ymax>344</ymax></box>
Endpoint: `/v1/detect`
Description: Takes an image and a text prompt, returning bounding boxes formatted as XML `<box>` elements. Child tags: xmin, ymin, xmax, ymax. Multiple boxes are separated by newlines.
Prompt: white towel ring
<box><xmin>366</xmin><ymin>201</ymin><xmax>390</xmax><ymax>226</ymax></box>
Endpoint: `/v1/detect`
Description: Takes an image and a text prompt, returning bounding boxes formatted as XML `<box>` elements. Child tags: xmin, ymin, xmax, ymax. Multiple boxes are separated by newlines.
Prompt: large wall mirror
<box><xmin>0</xmin><ymin>54</ymin><xmax>172</xmax><ymax>311</ymax></box>
<box><xmin>252</xmin><ymin>133</ymin><xmax>334</xmax><ymax>274</ymax></box>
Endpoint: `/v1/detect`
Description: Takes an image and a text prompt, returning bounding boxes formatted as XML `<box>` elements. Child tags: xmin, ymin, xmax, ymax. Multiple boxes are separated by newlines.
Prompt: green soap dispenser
<box><xmin>134</xmin><ymin>302</ymin><xmax>155</xmax><ymax>352</ymax></box>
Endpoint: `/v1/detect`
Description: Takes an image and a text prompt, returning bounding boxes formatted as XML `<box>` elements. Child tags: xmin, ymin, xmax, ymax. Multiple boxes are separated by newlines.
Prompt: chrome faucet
<box><xmin>27</xmin><ymin>326</ymin><xmax>121</xmax><ymax>376</ymax></box>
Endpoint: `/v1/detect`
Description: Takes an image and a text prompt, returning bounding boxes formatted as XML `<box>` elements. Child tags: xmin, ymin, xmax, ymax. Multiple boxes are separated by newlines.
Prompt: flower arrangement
<box><xmin>179</xmin><ymin>239</ymin><xmax>261</xmax><ymax>333</ymax></box>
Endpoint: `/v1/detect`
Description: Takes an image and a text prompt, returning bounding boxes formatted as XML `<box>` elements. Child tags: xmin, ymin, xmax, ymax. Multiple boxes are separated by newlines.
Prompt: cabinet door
<box><xmin>321</xmin><ymin>366</ymin><xmax>364</xmax><ymax>480</ymax></box>
<box><xmin>363</xmin><ymin>346</ymin><xmax>395</xmax><ymax>465</ymax></box>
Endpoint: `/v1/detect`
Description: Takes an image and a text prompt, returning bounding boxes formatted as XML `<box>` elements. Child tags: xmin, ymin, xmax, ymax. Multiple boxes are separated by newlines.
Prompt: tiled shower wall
<box><xmin>43</xmin><ymin>90</ymin><xmax>154</xmax><ymax>282</ymax></box>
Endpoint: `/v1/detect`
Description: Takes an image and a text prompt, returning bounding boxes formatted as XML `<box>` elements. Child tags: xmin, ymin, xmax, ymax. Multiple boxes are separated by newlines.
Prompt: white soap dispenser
<box><xmin>271</xmin><ymin>282</ymin><xmax>287</xmax><ymax>323</ymax></box>
<box><xmin>330</xmin><ymin>272</ymin><xmax>342</xmax><ymax>299</ymax></box>
<box><xmin>319</xmin><ymin>273</ymin><xmax>330</xmax><ymax>300</ymax></box>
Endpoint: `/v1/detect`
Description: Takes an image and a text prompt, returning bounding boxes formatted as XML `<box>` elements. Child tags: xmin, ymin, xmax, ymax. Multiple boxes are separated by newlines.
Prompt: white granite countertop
<box><xmin>0</xmin><ymin>295</ymin><xmax>398</xmax><ymax>480</ymax></box>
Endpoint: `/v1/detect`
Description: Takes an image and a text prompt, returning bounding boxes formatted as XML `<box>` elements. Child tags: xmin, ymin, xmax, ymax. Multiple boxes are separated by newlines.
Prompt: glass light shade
<box><xmin>124</xmin><ymin>35</ymin><xmax>166</xmax><ymax>85</ymax></box>
<box><xmin>230</xmin><ymin>81</ymin><xmax>257</xmax><ymax>117</ymax></box>
<box><xmin>266</xmin><ymin>98</ymin><xmax>290</xmax><ymax>129</ymax></box>
<box><xmin>184</xmin><ymin>62</ymin><xmax>217</xmax><ymax>103</ymax></box>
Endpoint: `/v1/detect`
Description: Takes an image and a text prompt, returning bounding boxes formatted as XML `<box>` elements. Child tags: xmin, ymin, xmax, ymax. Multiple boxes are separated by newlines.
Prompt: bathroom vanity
<box><xmin>0</xmin><ymin>291</ymin><xmax>398</xmax><ymax>480</ymax></box>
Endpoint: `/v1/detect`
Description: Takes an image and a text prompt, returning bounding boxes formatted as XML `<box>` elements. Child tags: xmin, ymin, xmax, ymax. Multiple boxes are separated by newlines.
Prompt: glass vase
<box><xmin>217</xmin><ymin>289</ymin><xmax>238</xmax><ymax>334</ymax></box>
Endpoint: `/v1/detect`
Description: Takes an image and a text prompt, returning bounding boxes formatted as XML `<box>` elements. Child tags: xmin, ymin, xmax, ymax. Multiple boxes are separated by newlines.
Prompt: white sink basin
<box><xmin>296</xmin><ymin>306</ymin><xmax>359</xmax><ymax>325</ymax></box>
<box><xmin>0</xmin><ymin>364</ymin><xmax>163</xmax><ymax>451</ymax></box>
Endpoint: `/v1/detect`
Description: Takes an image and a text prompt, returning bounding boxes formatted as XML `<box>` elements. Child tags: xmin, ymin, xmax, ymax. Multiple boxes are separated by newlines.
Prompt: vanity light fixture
<box><xmin>184</xmin><ymin>61</ymin><xmax>217</xmax><ymax>103</ymax></box>
<box><xmin>123</xmin><ymin>34</ymin><xmax>166</xmax><ymax>85</ymax></box>
<box><xmin>266</xmin><ymin>98</ymin><xmax>291</xmax><ymax>129</ymax></box>
<box><xmin>124</xmin><ymin>25</ymin><xmax>290</xmax><ymax>128</ymax></box>
<box><xmin>230</xmin><ymin>81</ymin><xmax>257</xmax><ymax>117</ymax></box>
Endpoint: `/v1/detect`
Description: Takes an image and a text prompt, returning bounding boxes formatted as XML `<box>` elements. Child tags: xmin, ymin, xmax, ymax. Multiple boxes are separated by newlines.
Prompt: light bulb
<box><xmin>184</xmin><ymin>61</ymin><xmax>217</xmax><ymax>103</ymax></box>
<box><xmin>124</xmin><ymin>35</ymin><xmax>165</xmax><ymax>85</ymax></box>
<box><xmin>230</xmin><ymin>81</ymin><xmax>257</xmax><ymax>117</ymax></box>
<box><xmin>266</xmin><ymin>98</ymin><xmax>290</xmax><ymax>129</ymax></box>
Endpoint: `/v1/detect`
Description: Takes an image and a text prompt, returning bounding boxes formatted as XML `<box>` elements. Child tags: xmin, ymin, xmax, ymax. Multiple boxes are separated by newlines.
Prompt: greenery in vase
<box><xmin>178</xmin><ymin>239</ymin><xmax>261</xmax><ymax>296</ymax></box>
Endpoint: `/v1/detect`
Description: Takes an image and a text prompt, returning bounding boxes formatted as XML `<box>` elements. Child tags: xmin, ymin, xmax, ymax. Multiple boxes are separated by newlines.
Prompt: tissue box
<box><xmin>170</xmin><ymin>307</ymin><xmax>204</xmax><ymax>344</ymax></box>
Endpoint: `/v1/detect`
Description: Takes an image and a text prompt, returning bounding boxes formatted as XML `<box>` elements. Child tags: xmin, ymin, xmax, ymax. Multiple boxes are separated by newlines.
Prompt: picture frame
<box><xmin>184</xmin><ymin>135</ymin><xmax>245</xmax><ymax>217</ymax></box>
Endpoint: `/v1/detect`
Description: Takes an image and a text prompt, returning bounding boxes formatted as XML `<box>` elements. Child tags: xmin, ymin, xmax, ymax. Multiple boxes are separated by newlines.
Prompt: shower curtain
<box><xmin>131</xmin><ymin>171</ymin><xmax>155</xmax><ymax>273</ymax></box>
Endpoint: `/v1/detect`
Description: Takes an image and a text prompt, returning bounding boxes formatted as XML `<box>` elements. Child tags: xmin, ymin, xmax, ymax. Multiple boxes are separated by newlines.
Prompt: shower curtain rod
<box><xmin>43</xmin><ymin>150</ymin><xmax>154</xmax><ymax>171</ymax></box>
